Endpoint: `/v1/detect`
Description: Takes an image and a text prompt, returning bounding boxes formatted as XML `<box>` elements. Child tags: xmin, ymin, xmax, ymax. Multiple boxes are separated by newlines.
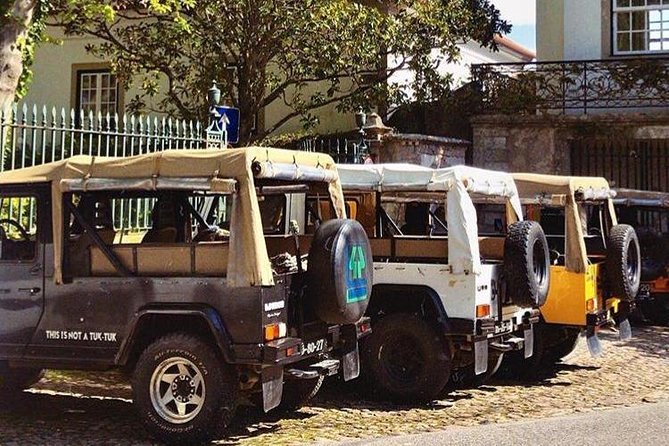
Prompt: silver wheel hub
<box><xmin>150</xmin><ymin>357</ymin><xmax>205</xmax><ymax>424</ymax></box>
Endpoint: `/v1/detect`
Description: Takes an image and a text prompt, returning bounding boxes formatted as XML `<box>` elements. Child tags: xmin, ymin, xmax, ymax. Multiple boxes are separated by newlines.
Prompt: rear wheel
<box><xmin>642</xmin><ymin>295</ymin><xmax>669</xmax><ymax>326</ymax></box>
<box><xmin>449</xmin><ymin>351</ymin><xmax>504</xmax><ymax>390</ymax></box>
<box><xmin>277</xmin><ymin>375</ymin><xmax>324</xmax><ymax>411</ymax></box>
<box><xmin>361</xmin><ymin>313</ymin><xmax>450</xmax><ymax>403</ymax></box>
<box><xmin>499</xmin><ymin>323</ymin><xmax>578</xmax><ymax>380</ymax></box>
<box><xmin>132</xmin><ymin>333</ymin><xmax>237</xmax><ymax>445</ymax></box>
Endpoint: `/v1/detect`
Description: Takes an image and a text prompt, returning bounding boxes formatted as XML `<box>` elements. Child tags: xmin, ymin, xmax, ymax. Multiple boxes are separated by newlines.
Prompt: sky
<box><xmin>493</xmin><ymin>0</ymin><xmax>537</xmax><ymax>51</ymax></box>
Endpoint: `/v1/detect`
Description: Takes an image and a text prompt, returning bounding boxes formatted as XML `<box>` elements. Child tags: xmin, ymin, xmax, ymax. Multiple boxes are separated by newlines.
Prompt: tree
<box><xmin>0</xmin><ymin>0</ymin><xmax>45</xmax><ymax>109</ymax></box>
<box><xmin>51</xmin><ymin>0</ymin><xmax>510</xmax><ymax>143</ymax></box>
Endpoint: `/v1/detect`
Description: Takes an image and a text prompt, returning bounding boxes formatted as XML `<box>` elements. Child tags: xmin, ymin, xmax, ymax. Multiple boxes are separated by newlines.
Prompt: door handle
<box><xmin>18</xmin><ymin>287</ymin><xmax>41</xmax><ymax>295</ymax></box>
<box><xmin>29</xmin><ymin>263</ymin><xmax>42</xmax><ymax>275</ymax></box>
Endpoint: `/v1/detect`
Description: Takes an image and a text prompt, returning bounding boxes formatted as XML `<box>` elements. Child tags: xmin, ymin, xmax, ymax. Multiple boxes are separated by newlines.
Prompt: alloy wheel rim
<box><xmin>149</xmin><ymin>357</ymin><xmax>206</xmax><ymax>424</ymax></box>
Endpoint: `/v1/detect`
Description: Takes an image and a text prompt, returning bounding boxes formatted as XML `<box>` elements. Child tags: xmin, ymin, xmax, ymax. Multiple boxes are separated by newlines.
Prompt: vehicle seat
<box><xmin>142</xmin><ymin>198</ymin><xmax>178</xmax><ymax>244</ymax></box>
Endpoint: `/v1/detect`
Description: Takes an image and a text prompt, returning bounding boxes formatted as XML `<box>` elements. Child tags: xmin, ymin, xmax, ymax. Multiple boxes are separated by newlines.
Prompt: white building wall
<box><xmin>563</xmin><ymin>0</ymin><xmax>602</xmax><ymax>60</ymax></box>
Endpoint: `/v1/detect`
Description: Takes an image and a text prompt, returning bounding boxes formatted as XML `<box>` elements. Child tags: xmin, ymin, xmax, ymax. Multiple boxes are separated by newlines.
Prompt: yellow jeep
<box><xmin>508</xmin><ymin>174</ymin><xmax>641</xmax><ymax>370</ymax></box>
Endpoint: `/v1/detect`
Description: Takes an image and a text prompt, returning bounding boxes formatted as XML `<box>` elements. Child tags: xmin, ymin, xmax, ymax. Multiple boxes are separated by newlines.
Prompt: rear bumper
<box><xmin>231</xmin><ymin>318</ymin><xmax>370</xmax><ymax>367</ymax></box>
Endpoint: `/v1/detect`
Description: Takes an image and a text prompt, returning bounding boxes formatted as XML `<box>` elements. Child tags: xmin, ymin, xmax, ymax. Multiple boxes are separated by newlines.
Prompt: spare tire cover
<box><xmin>307</xmin><ymin>219</ymin><xmax>373</xmax><ymax>325</ymax></box>
<box><xmin>607</xmin><ymin>224</ymin><xmax>641</xmax><ymax>301</ymax></box>
<box><xmin>503</xmin><ymin>221</ymin><xmax>551</xmax><ymax>308</ymax></box>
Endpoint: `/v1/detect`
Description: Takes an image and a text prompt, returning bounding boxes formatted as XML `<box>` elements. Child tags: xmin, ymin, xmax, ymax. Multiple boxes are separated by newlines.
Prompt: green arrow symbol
<box><xmin>349</xmin><ymin>245</ymin><xmax>366</xmax><ymax>279</ymax></box>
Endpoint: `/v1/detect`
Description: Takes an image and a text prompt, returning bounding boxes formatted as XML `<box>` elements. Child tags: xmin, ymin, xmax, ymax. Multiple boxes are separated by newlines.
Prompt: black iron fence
<box><xmin>285</xmin><ymin>134</ymin><xmax>374</xmax><ymax>164</ymax></box>
<box><xmin>471</xmin><ymin>57</ymin><xmax>669</xmax><ymax>114</ymax></box>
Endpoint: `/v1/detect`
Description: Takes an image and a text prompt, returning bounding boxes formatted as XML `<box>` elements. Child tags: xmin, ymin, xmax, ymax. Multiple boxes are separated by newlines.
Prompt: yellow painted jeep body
<box><xmin>513</xmin><ymin>174</ymin><xmax>625</xmax><ymax>329</ymax></box>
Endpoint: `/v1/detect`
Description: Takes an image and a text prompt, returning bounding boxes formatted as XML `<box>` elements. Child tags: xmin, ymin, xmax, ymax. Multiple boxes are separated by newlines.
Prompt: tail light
<box><xmin>264</xmin><ymin>322</ymin><xmax>287</xmax><ymax>341</ymax></box>
<box><xmin>476</xmin><ymin>304</ymin><xmax>491</xmax><ymax>318</ymax></box>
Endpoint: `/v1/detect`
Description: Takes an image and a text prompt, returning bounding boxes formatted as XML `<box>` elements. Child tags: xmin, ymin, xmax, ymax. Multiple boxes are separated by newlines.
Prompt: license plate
<box><xmin>302</xmin><ymin>338</ymin><xmax>326</xmax><ymax>356</ymax></box>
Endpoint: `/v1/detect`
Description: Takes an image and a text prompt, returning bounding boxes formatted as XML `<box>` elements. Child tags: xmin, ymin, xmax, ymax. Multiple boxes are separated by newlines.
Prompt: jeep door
<box><xmin>0</xmin><ymin>186</ymin><xmax>47</xmax><ymax>357</ymax></box>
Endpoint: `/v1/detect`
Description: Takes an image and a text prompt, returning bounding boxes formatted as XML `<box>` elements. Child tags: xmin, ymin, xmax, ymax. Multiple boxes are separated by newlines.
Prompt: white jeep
<box><xmin>332</xmin><ymin>164</ymin><xmax>549</xmax><ymax>401</ymax></box>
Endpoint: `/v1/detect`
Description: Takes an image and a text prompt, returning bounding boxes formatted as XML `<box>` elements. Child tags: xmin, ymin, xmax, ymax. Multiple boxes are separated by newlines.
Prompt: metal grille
<box><xmin>570</xmin><ymin>138</ymin><xmax>669</xmax><ymax>192</ymax></box>
<box><xmin>572</xmin><ymin>139</ymin><xmax>669</xmax><ymax>233</ymax></box>
<box><xmin>0</xmin><ymin>104</ymin><xmax>207</xmax><ymax>231</ymax></box>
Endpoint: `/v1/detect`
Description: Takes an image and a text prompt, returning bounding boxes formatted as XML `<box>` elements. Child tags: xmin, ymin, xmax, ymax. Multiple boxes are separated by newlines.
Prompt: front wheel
<box><xmin>360</xmin><ymin>313</ymin><xmax>451</xmax><ymax>403</ymax></box>
<box><xmin>132</xmin><ymin>333</ymin><xmax>238</xmax><ymax>445</ymax></box>
<box><xmin>0</xmin><ymin>363</ymin><xmax>44</xmax><ymax>396</ymax></box>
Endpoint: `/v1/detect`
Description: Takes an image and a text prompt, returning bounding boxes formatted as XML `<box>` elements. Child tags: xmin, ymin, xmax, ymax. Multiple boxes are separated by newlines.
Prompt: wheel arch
<box><xmin>116</xmin><ymin>305</ymin><xmax>233</xmax><ymax>369</ymax></box>
<box><xmin>366</xmin><ymin>284</ymin><xmax>448</xmax><ymax>329</ymax></box>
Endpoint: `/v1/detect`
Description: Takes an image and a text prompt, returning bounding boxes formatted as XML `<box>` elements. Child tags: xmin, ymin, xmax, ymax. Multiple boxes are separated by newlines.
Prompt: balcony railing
<box><xmin>470</xmin><ymin>57</ymin><xmax>669</xmax><ymax>114</ymax></box>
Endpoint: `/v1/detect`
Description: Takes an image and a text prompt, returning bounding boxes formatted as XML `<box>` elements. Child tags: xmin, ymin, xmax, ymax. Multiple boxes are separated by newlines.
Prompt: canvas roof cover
<box><xmin>512</xmin><ymin>173</ymin><xmax>616</xmax><ymax>273</ymax></box>
<box><xmin>512</xmin><ymin>173</ymin><xmax>613</xmax><ymax>200</ymax></box>
<box><xmin>0</xmin><ymin>147</ymin><xmax>344</xmax><ymax>286</ymax></box>
<box><xmin>337</xmin><ymin>163</ymin><xmax>524</xmax><ymax>275</ymax></box>
<box><xmin>613</xmin><ymin>188</ymin><xmax>669</xmax><ymax>208</ymax></box>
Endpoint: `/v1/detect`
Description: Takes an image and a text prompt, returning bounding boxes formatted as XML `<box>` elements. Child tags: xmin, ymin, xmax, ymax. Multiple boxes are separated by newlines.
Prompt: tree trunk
<box><xmin>0</xmin><ymin>0</ymin><xmax>37</xmax><ymax>111</ymax></box>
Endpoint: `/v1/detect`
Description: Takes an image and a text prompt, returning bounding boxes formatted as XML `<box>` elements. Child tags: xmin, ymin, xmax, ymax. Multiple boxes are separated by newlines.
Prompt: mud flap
<box><xmin>474</xmin><ymin>340</ymin><xmax>489</xmax><ymax>375</ymax></box>
<box><xmin>342</xmin><ymin>344</ymin><xmax>360</xmax><ymax>381</ymax></box>
<box><xmin>524</xmin><ymin>325</ymin><xmax>534</xmax><ymax>359</ymax></box>
<box><xmin>586</xmin><ymin>326</ymin><xmax>602</xmax><ymax>357</ymax></box>
<box><xmin>261</xmin><ymin>365</ymin><xmax>283</xmax><ymax>412</ymax></box>
<box><xmin>617</xmin><ymin>317</ymin><xmax>632</xmax><ymax>341</ymax></box>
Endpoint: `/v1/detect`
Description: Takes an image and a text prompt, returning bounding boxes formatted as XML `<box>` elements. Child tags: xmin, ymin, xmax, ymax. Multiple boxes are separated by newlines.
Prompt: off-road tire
<box><xmin>607</xmin><ymin>224</ymin><xmax>641</xmax><ymax>301</ymax></box>
<box><xmin>307</xmin><ymin>219</ymin><xmax>373</xmax><ymax>325</ymax></box>
<box><xmin>499</xmin><ymin>324</ymin><xmax>579</xmax><ymax>381</ymax></box>
<box><xmin>132</xmin><ymin>333</ymin><xmax>237</xmax><ymax>445</ymax></box>
<box><xmin>641</xmin><ymin>294</ymin><xmax>669</xmax><ymax>326</ymax></box>
<box><xmin>0</xmin><ymin>363</ymin><xmax>44</xmax><ymax>395</ymax></box>
<box><xmin>278</xmin><ymin>375</ymin><xmax>325</xmax><ymax>411</ymax></box>
<box><xmin>360</xmin><ymin>313</ymin><xmax>450</xmax><ymax>403</ymax></box>
<box><xmin>550</xmin><ymin>327</ymin><xmax>581</xmax><ymax>360</ymax></box>
<box><xmin>449</xmin><ymin>351</ymin><xmax>504</xmax><ymax>390</ymax></box>
<box><xmin>504</xmin><ymin>221</ymin><xmax>551</xmax><ymax>308</ymax></box>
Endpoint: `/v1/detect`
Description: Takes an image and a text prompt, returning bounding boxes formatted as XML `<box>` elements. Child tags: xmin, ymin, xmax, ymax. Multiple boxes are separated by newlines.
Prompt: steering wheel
<box><xmin>0</xmin><ymin>218</ymin><xmax>31</xmax><ymax>241</ymax></box>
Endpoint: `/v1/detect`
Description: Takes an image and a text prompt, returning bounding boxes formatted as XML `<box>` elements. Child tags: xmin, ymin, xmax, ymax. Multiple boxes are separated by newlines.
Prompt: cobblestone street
<box><xmin>1</xmin><ymin>325</ymin><xmax>668</xmax><ymax>446</ymax></box>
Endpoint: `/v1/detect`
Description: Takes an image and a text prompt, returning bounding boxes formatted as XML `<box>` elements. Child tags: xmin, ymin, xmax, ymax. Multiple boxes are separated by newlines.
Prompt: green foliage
<box><xmin>49</xmin><ymin>0</ymin><xmax>509</xmax><ymax>143</ymax></box>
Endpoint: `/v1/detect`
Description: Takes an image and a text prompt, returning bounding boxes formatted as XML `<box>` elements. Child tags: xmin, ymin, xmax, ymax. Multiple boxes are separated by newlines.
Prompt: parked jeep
<box><xmin>330</xmin><ymin>164</ymin><xmax>547</xmax><ymax>401</ymax></box>
<box><xmin>0</xmin><ymin>148</ymin><xmax>372</xmax><ymax>445</ymax></box>
<box><xmin>508</xmin><ymin>174</ymin><xmax>641</xmax><ymax>370</ymax></box>
<box><xmin>614</xmin><ymin>188</ymin><xmax>669</xmax><ymax>325</ymax></box>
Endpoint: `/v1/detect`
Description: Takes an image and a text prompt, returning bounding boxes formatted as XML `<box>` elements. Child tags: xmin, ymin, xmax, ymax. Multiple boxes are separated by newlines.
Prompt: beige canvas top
<box><xmin>512</xmin><ymin>173</ymin><xmax>612</xmax><ymax>200</ymax></box>
<box><xmin>337</xmin><ymin>163</ymin><xmax>523</xmax><ymax>275</ymax></box>
<box><xmin>512</xmin><ymin>173</ymin><xmax>617</xmax><ymax>273</ymax></box>
<box><xmin>0</xmin><ymin>147</ymin><xmax>345</xmax><ymax>286</ymax></box>
<box><xmin>613</xmin><ymin>188</ymin><xmax>669</xmax><ymax>207</ymax></box>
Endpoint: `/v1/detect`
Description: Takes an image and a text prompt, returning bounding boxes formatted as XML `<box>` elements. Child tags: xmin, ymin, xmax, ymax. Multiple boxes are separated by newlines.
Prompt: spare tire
<box><xmin>307</xmin><ymin>219</ymin><xmax>373</xmax><ymax>325</ymax></box>
<box><xmin>503</xmin><ymin>221</ymin><xmax>550</xmax><ymax>308</ymax></box>
<box><xmin>607</xmin><ymin>224</ymin><xmax>641</xmax><ymax>300</ymax></box>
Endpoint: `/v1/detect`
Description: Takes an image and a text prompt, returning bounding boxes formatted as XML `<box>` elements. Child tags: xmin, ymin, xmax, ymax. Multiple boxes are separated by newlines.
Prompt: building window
<box><xmin>613</xmin><ymin>0</ymin><xmax>669</xmax><ymax>54</ymax></box>
<box><xmin>77</xmin><ymin>71</ymin><xmax>119</xmax><ymax>116</ymax></box>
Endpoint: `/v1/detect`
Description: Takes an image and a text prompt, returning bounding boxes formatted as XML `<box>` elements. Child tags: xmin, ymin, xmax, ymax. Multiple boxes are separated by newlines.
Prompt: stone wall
<box><xmin>376</xmin><ymin>133</ymin><xmax>469</xmax><ymax>167</ymax></box>
<box><xmin>471</xmin><ymin>112</ymin><xmax>669</xmax><ymax>174</ymax></box>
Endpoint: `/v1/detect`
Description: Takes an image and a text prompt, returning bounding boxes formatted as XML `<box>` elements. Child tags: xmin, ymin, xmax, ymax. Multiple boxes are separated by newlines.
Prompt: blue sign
<box><xmin>214</xmin><ymin>106</ymin><xmax>240</xmax><ymax>144</ymax></box>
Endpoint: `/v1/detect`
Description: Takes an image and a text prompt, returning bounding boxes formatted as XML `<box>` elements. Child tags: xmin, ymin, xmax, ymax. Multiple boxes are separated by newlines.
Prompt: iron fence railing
<box><xmin>293</xmin><ymin>135</ymin><xmax>373</xmax><ymax>164</ymax></box>
<box><xmin>0</xmin><ymin>104</ymin><xmax>207</xmax><ymax>231</ymax></box>
<box><xmin>471</xmin><ymin>57</ymin><xmax>669</xmax><ymax>114</ymax></box>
